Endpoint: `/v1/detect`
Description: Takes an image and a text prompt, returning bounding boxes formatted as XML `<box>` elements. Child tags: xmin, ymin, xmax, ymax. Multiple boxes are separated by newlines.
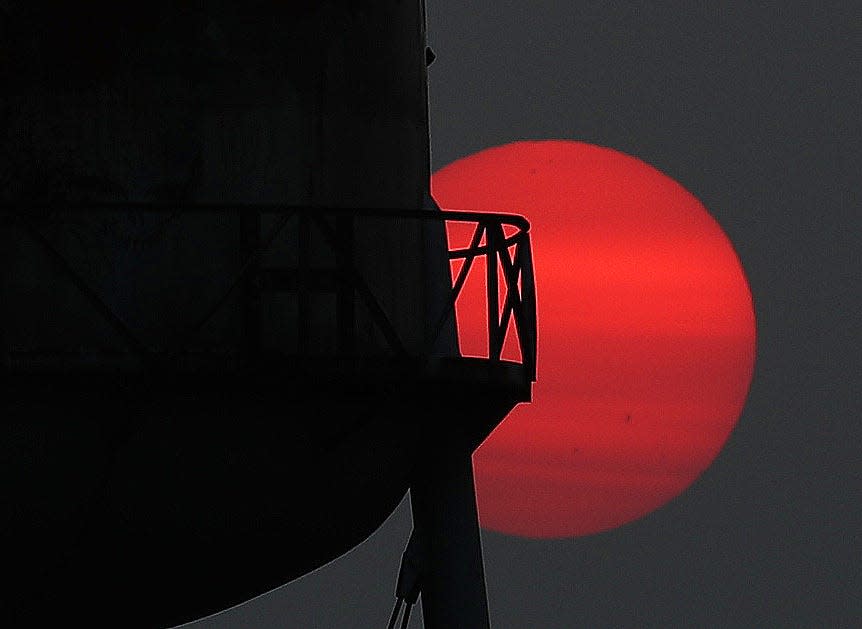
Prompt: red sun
<box><xmin>432</xmin><ymin>141</ymin><xmax>756</xmax><ymax>538</ymax></box>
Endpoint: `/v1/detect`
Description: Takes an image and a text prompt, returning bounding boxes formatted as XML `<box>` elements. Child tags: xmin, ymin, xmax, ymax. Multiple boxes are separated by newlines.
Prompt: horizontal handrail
<box><xmin>0</xmin><ymin>203</ymin><xmax>531</xmax><ymax>231</ymax></box>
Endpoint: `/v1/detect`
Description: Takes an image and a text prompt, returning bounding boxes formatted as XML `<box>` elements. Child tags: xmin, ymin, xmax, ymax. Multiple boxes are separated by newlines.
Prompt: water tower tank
<box><xmin>0</xmin><ymin>2</ymin><xmax>535</xmax><ymax>627</ymax></box>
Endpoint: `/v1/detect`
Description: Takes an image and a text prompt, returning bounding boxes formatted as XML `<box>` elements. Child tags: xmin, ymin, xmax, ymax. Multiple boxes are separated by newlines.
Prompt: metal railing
<box><xmin>1</xmin><ymin>204</ymin><xmax>536</xmax><ymax>382</ymax></box>
<box><xmin>431</xmin><ymin>209</ymin><xmax>537</xmax><ymax>380</ymax></box>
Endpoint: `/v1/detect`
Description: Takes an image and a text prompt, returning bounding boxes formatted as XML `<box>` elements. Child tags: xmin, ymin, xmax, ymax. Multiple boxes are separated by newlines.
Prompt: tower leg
<box><xmin>410</xmin><ymin>444</ymin><xmax>491</xmax><ymax>629</ymax></box>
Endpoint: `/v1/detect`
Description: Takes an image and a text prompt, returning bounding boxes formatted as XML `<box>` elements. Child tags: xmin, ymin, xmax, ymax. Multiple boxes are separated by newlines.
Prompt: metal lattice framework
<box><xmin>1</xmin><ymin>204</ymin><xmax>536</xmax><ymax>382</ymax></box>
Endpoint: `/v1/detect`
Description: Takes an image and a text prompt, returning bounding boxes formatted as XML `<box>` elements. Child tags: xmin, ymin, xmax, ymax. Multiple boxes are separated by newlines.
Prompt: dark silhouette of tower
<box><xmin>0</xmin><ymin>2</ymin><xmax>535</xmax><ymax>627</ymax></box>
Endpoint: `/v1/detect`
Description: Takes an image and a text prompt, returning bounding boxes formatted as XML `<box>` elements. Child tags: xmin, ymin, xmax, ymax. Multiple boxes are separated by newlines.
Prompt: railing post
<box><xmin>519</xmin><ymin>233</ymin><xmax>538</xmax><ymax>380</ymax></box>
<box><xmin>336</xmin><ymin>215</ymin><xmax>355</xmax><ymax>357</ymax></box>
<box><xmin>298</xmin><ymin>210</ymin><xmax>310</xmax><ymax>357</ymax></box>
<box><xmin>486</xmin><ymin>221</ymin><xmax>500</xmax><ymax>361</ymax></box>
<box><xmin>240</xmin><ymin>207</ymin><xmax>261</xmax><ymax>362</ymax></box>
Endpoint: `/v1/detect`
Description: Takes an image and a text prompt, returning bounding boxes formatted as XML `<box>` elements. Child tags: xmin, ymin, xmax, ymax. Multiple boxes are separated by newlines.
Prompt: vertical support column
<box><xmin>297</xmin><ymin>211</ymin><xmax>310</xmax><ymax>357</ymax></box>
<box><xmin>410</xmin><ymin>443</ymin><xmax>491</xmax><ymax>629</ymax></box>
<box><xmin>486</xmin><ymin>222</ymin><xmax>501</xmax><ymax>361</ymax></box>
<box><xmin>0</xmin><ymin>212</ymin><xmax>8</xmax><ymax>371</ymax></box>
<box><xmin>240</xmin><ymin>208</ymin><xmax>261</xmax><ymax>362</ymax></box>
<box><xmin>336</xmin><ymin>215</ymin><xmax>355</xmax><ymax>357</ymax></box>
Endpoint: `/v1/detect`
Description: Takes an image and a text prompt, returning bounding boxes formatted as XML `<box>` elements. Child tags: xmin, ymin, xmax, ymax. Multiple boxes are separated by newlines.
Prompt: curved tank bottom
<box><xmin>1</xmin><ymin>357</ymin><xmax>525</xmax><ymax>627</ymax></box>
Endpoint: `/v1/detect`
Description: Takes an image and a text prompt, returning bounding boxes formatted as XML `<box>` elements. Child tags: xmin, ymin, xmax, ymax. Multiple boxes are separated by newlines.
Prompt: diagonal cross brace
<box><xmin>10</xmin><ymin>211</ymin><xmax>154</xmax><ymax>364</ymax></box>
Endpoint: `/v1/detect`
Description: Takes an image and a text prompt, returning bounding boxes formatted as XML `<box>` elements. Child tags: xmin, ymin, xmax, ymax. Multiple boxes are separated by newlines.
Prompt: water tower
<box><xmin>0</xmin><ymin>2</ymin><xmax>536</xmax><ymax>627</ymax></box>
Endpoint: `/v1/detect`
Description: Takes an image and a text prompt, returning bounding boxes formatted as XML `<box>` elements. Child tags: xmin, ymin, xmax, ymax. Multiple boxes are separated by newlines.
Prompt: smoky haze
<box><xmin>184</xmin><ymin>2</ymin><xmax>858</xmax><ymax>627</ymax></box>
